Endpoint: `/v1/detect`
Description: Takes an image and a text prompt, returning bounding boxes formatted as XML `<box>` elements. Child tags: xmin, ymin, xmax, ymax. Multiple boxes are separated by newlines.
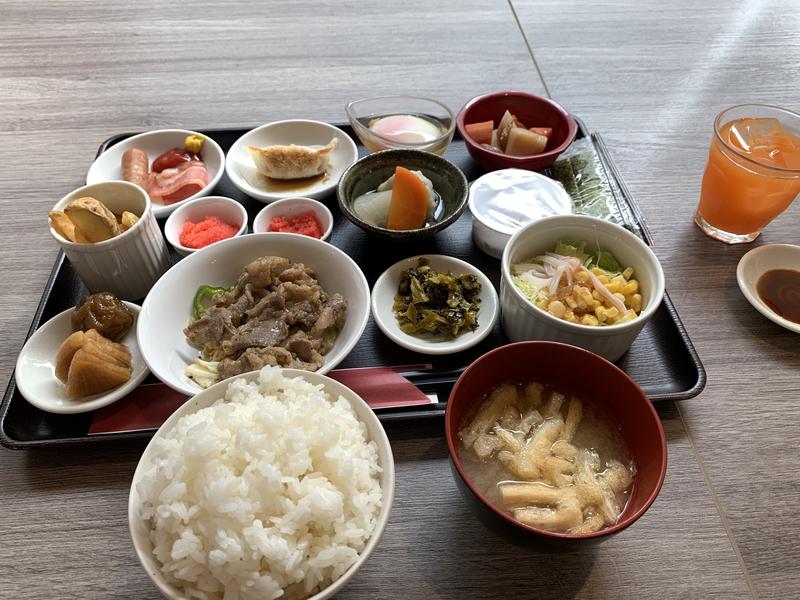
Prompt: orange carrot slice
<box><xmin>386</xmin><ymin>167</ymin><xmax>430</xmax><ymax>230</ymax></box>
<box><xmin>464</xmin><ymin>120</ymin><xmax>494</xmax><ymax>145</ymax></box>
<box><xmin>529</xmin><ymin>127</ymin><xmax>553</xmax><ymax>138</ymax></box>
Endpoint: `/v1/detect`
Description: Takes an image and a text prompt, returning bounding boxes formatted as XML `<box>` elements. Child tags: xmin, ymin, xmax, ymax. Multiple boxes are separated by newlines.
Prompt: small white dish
<box><xmin>252</xmin><ymin>197</ymin><xmax>334</xmax><ymax>241</ymax></box>
<box><xmin>371</xmin><ymin>255</ymin><xmax>499</xmax><ymax>355</ymax></box>
<box><xmin>86</xmin><ymin>129</ymin><xmax>225</xmax><ymax>219</ymax></box>
<box><xmin>128</xmin><ymin>367</ymin><xmax>394</xmax><ymax>600</ymax></box>
<box><xmin>137</xmin><ymin>233</ymin><xmax>370</xmax><ymax>396</ymax></box>
<box><xmin>469</xmin><ymin>169</ymin><xmax>573</xmax><ymax>259</ymax></box>
<box><xmin>164</xmin><ymin>196</ymin><xmax>248</xmax><ymax>256</ymax></box>
<box><xmin>14</xmin><ymin>302</ymin><xmax>149</xmax><ymax>414</ymax></box>
<box><xmin>736</xmin><ymin>243</ymin><xmax>800</xmax><ymax>334</ymax></box>
<box><xmin>225</xmin><ymin>120</ymin><xmax>358</xmax><ymax>203</ymax></box>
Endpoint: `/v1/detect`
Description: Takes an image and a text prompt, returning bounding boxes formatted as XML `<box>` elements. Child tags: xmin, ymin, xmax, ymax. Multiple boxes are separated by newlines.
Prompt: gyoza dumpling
<box><xmin>246</xmin><ymin>138</ymin><xmax>338</xmax><ymax>180</ymax></box>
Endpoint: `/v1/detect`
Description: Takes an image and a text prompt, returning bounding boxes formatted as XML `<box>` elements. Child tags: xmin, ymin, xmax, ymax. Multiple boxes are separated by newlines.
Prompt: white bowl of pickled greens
<box><xmin>371</xmin><ymin>255</ymin><xmax>499</xmax><ymax>355</ymax></box>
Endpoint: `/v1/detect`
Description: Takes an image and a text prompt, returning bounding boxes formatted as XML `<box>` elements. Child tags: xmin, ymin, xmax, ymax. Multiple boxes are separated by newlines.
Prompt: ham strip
<box><xmin>148</xmin><ymin>160</ymin><xmax>208</xmax><ymax>205</ymax></box>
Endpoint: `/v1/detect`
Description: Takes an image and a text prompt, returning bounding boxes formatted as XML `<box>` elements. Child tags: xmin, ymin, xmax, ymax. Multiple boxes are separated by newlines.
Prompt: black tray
<box><xmin>0</xmin><ymin>120</ymin><xmax>705</xmax><ymax>449</ymax></box>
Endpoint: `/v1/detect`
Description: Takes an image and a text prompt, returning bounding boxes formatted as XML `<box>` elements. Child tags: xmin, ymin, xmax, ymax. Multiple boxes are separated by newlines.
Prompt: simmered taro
<box><xmin>393</xmin><ymin>258</ymin><xmax>481</xmax><ymax>338</ymax></box>
<box><xmin>71</xmin><ymin>292</ymin><xmax>134</xmax><ymax>341</ymax></box>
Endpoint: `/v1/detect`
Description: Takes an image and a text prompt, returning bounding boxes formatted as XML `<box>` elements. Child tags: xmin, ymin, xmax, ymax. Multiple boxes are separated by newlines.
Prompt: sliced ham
<box><xmin>147</xmin><ymin>160</ymin><xmax>208</xmax><ymax>205</ymax></box>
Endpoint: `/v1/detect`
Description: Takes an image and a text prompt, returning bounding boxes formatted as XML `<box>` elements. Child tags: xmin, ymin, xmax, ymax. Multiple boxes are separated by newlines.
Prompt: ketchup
<box><xmin>152</xmin><ymin>148</ymin><xmax>201</xmax><ymax>173</ymax></box>
<box><xmin>756</xmin><ymin>269</ymin><xmax>800</xmax><ymax>324</ymax></box>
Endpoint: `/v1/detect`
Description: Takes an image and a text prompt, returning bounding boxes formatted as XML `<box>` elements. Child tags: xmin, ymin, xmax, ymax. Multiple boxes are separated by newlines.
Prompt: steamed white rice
<box><xmin>137</xmin><ymin>366</ymin><xmax>383</xmax><ymax>600</ymax></box>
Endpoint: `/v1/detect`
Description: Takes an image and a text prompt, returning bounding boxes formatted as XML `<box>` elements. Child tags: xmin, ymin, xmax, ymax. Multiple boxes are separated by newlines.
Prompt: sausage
<box><xmin>121</xmin><ymin>148</ymin><xmax>150</xmax><ymax>190</ymax></box>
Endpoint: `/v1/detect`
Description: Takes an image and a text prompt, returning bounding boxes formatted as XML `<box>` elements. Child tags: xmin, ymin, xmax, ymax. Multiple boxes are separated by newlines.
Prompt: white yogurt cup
<box><xmin>469</xmin><ymin>168</ymin><xmax>572</xmax><ymax>258</ymax></box>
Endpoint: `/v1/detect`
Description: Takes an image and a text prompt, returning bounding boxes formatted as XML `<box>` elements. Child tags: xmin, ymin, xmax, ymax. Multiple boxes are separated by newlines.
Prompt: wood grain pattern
<box><xmin>0</xmin><ymin>0</ymin><xmax>784</xmax><ymax>597</ymax></box>
<box><xmin>513</xmin><ymin>0</ymin><xmax>800</xmax><ymax>597</ymax></box>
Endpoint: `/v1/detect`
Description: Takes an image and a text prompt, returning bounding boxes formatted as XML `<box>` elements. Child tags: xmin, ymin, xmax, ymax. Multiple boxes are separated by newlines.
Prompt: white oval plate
<box><xmin>371</xmin><ymin>255</ymin><xmax>499</xmax><ymax>355</ymax></box>
<box><xmin>86</xmin><ymin>129</ymin><xmax>225</xmax><ymax>219</ymax></box>
<box><xmin>225</xmin><ymin>120</ymin><xmax>358</xmax><ymax>203</ymax></box>
<box><xmin>737</xmin><ymin>243</ymin><xmax>800</xmax><ymax>334</ymax></box>
<box><xmin>137</xmin><ymin>233</ymin><xmax>371</xmax><ymax>396</ymax></box>
<box><xmin>15</xmin><ymin>302</ymin><xmax>149</xmax><ymax>414</ymax></box>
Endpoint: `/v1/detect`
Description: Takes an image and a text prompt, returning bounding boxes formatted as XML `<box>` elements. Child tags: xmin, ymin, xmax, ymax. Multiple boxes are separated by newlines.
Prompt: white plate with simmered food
<box><xmin>136</xmin><ymin>232</ymin><xmax>371</xmax><ymax>397</ymax></box>
<box><xmin>225</xmin><ymin>120</ymin><xmax>359</xmax><ymax>203</ymax></box>
<box><xmin>86</xmin><ymin>129</ymin><xmax>225</xmax><ymax>219</ymax></box>
<box><xmin>371</xmin><ymin>255</ymin><xmax>499</xmax><ymax>355</ymax></box>
<box><xmin>15</xmin><ymin>299</ymin><xmax>149</xmax><ymax>414</ymax></box>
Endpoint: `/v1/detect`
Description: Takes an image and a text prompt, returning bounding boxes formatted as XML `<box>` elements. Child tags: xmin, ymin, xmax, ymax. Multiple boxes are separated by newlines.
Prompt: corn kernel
<box><xmin>536</xmin><ymin>297</ymin><xmax>549</xmax><ymax>310</ymax></box>
<box><xmin>581</xmin><ymin>314</ymin><xmax>599</xmax><ymax>326</ymax></box>
<box><xmin>622</xmin><ymin>266</ymin><xmax>635</xmax><ymax>280</ymax></box>
<box><xmin>622</xmin><ymin>280</ymin><xmax>639</xmax><ymax>295</ymax></box>
<box><xmin>565</xmin><ymin>310</ymin><xmax>578</xmax><ymax>323</ymax></box>
<box><xmin>614</xmin><ymin>292</ymin><xmax>626</xmax><ymax>304</ymax></box>
<box><xmin>548</xmin><ymin>300</ymin><xmax>566</xmax><ymax>318</ymax></box>
<box><xmin>597</xmin><ymin>274</ymin><xmax>609</xmax><ymax>284</ymax></box>
<box><xmin>605</xmin><ymin>307</ymin><xmax>620</xmax><ymax>319</ymax></box>
<box><xmin>631</xmin><ymin>293</ymin><xmax>642</xmax><ymax>312</ymax></box>
<box><xmin>605</xmin><ymin>280</ymin><xmax>622</xmax><ymax>293</ymax></box>
<box><xmin>591</xmin><ymin>267</ymin><xmax>604</xmax><ymax>276</ymax></box>
<box><xmin>576</xmin><ymin>270</ymin><xmax>590</xmax><ymax>283</ymax></box>
<box><xmin>595</xmin><ymin>306</ymin><xmax>607</xmax><ymax>322</ymax></box>
<box><xmin>565</xmin><ymin>296</ymin><xmax>577</xmax><ymax>309</ymax></box>
<box><xmin>592</xmin><ymin>290</ymin><xmax>602</xmax><ymax>300</ymax></box>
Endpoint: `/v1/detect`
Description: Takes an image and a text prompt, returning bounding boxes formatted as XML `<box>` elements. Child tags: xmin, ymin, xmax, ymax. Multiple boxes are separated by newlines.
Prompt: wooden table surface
<box><xmin>1</xmin><ymin>1</ymin><xmax>797</xmax><ymax>598</ymax></box>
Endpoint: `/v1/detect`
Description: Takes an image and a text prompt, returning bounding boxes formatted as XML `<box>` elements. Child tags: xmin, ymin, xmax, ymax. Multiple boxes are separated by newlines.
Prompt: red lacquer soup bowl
<box><xmin>445</xmin><ymin>341</ymin><xmax>667</xmax><ymax>543</ymax></box>
<box><xmin>456</xmin><ymin>91</ymin><xmax>577</xmax><ymax>172</ymax></box>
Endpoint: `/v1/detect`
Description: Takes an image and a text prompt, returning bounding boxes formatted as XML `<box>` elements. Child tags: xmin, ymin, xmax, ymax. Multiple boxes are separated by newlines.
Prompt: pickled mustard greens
<box><xmin>393</xmin><ymin>258</ymin><xmax>482</xmax><ymax>338</ymax></box>
<box><xmin>511</xmin><ymin>240</ymin><xmax>642</xmax><ymax>326</ymax></box>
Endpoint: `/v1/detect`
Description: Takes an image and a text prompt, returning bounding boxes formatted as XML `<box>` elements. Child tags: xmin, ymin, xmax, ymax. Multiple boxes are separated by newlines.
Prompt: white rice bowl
<box><xmin>130</xmin><ymin>366</ymin><xmax>392</xmax><ymax>600</ymax></box>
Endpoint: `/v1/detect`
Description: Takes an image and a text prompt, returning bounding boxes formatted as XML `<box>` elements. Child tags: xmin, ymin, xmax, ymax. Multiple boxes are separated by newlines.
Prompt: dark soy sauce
<box><xmin>756</xmin><ymin>269</ymin><xmax>800</xmax><ymax>324</ymax></box>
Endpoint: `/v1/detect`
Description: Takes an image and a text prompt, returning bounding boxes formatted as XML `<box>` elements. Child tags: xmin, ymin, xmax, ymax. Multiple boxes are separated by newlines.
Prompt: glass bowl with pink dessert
<box><xmin>345</xmin><ymin>96</ymin><xmax>456</xmax><ymax>155</ymax></box>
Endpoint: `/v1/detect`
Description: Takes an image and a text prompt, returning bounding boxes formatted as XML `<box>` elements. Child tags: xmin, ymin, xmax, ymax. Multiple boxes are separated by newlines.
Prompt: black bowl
<box><xmin>336</xmin><ymin>149</ymin><xmax>469</xmax><ymax>241</ymax></box>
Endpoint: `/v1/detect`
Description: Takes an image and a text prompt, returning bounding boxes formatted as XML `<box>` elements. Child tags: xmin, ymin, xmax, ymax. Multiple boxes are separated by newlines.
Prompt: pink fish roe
<box><xmin>179</xmin><ymin>216</ymin><xmax>238</xmax><ymax>249</ymax></box>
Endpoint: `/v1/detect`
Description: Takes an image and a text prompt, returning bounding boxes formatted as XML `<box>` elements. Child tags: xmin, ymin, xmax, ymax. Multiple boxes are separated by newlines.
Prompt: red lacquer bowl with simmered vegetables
<box><xmin>457</xmin><ymin>91</ymin><xmax>577</xmax><ymax>171</ymax></box>
<box><xmin>445</xmin><ymin>341</ymin><xmax>667</xmax><ymax>544</ymax></box>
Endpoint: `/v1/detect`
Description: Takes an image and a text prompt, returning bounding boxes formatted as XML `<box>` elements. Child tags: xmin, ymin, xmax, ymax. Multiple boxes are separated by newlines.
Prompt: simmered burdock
<box><xmin>71</xmin><ymin>291</ymin><xmax>135</xmax><ymax>342</ymax></box>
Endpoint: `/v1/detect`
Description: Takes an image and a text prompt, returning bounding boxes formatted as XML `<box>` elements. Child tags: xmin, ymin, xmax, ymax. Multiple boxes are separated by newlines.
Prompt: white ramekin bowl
<box><xmin>500</xmin><ymin>215</ymin><xmax>665</xmax><ymax>362</ymax></box>
<box><xmin>49</xmin><ymin>180</ymin><xmax>170</xmax><ymax>301</ymax></box>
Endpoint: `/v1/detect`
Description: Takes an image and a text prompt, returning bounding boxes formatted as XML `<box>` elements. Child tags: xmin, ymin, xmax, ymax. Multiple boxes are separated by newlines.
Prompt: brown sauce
<box><xmin>257</xmin><ymin>173</ymin><xmax>327</xmax><ymax>193</ymax></box>
<box><xmin>756</xmin><ymin>269</ymin><xmax>800</xmax><ymax>324</ymax></box>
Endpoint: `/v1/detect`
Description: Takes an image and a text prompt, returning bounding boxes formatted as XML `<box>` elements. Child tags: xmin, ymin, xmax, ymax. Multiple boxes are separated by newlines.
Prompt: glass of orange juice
<box><xmin>695</xmin><ymin>104</ymin><xmax>800</xmax><ymax>243</ymax></box>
